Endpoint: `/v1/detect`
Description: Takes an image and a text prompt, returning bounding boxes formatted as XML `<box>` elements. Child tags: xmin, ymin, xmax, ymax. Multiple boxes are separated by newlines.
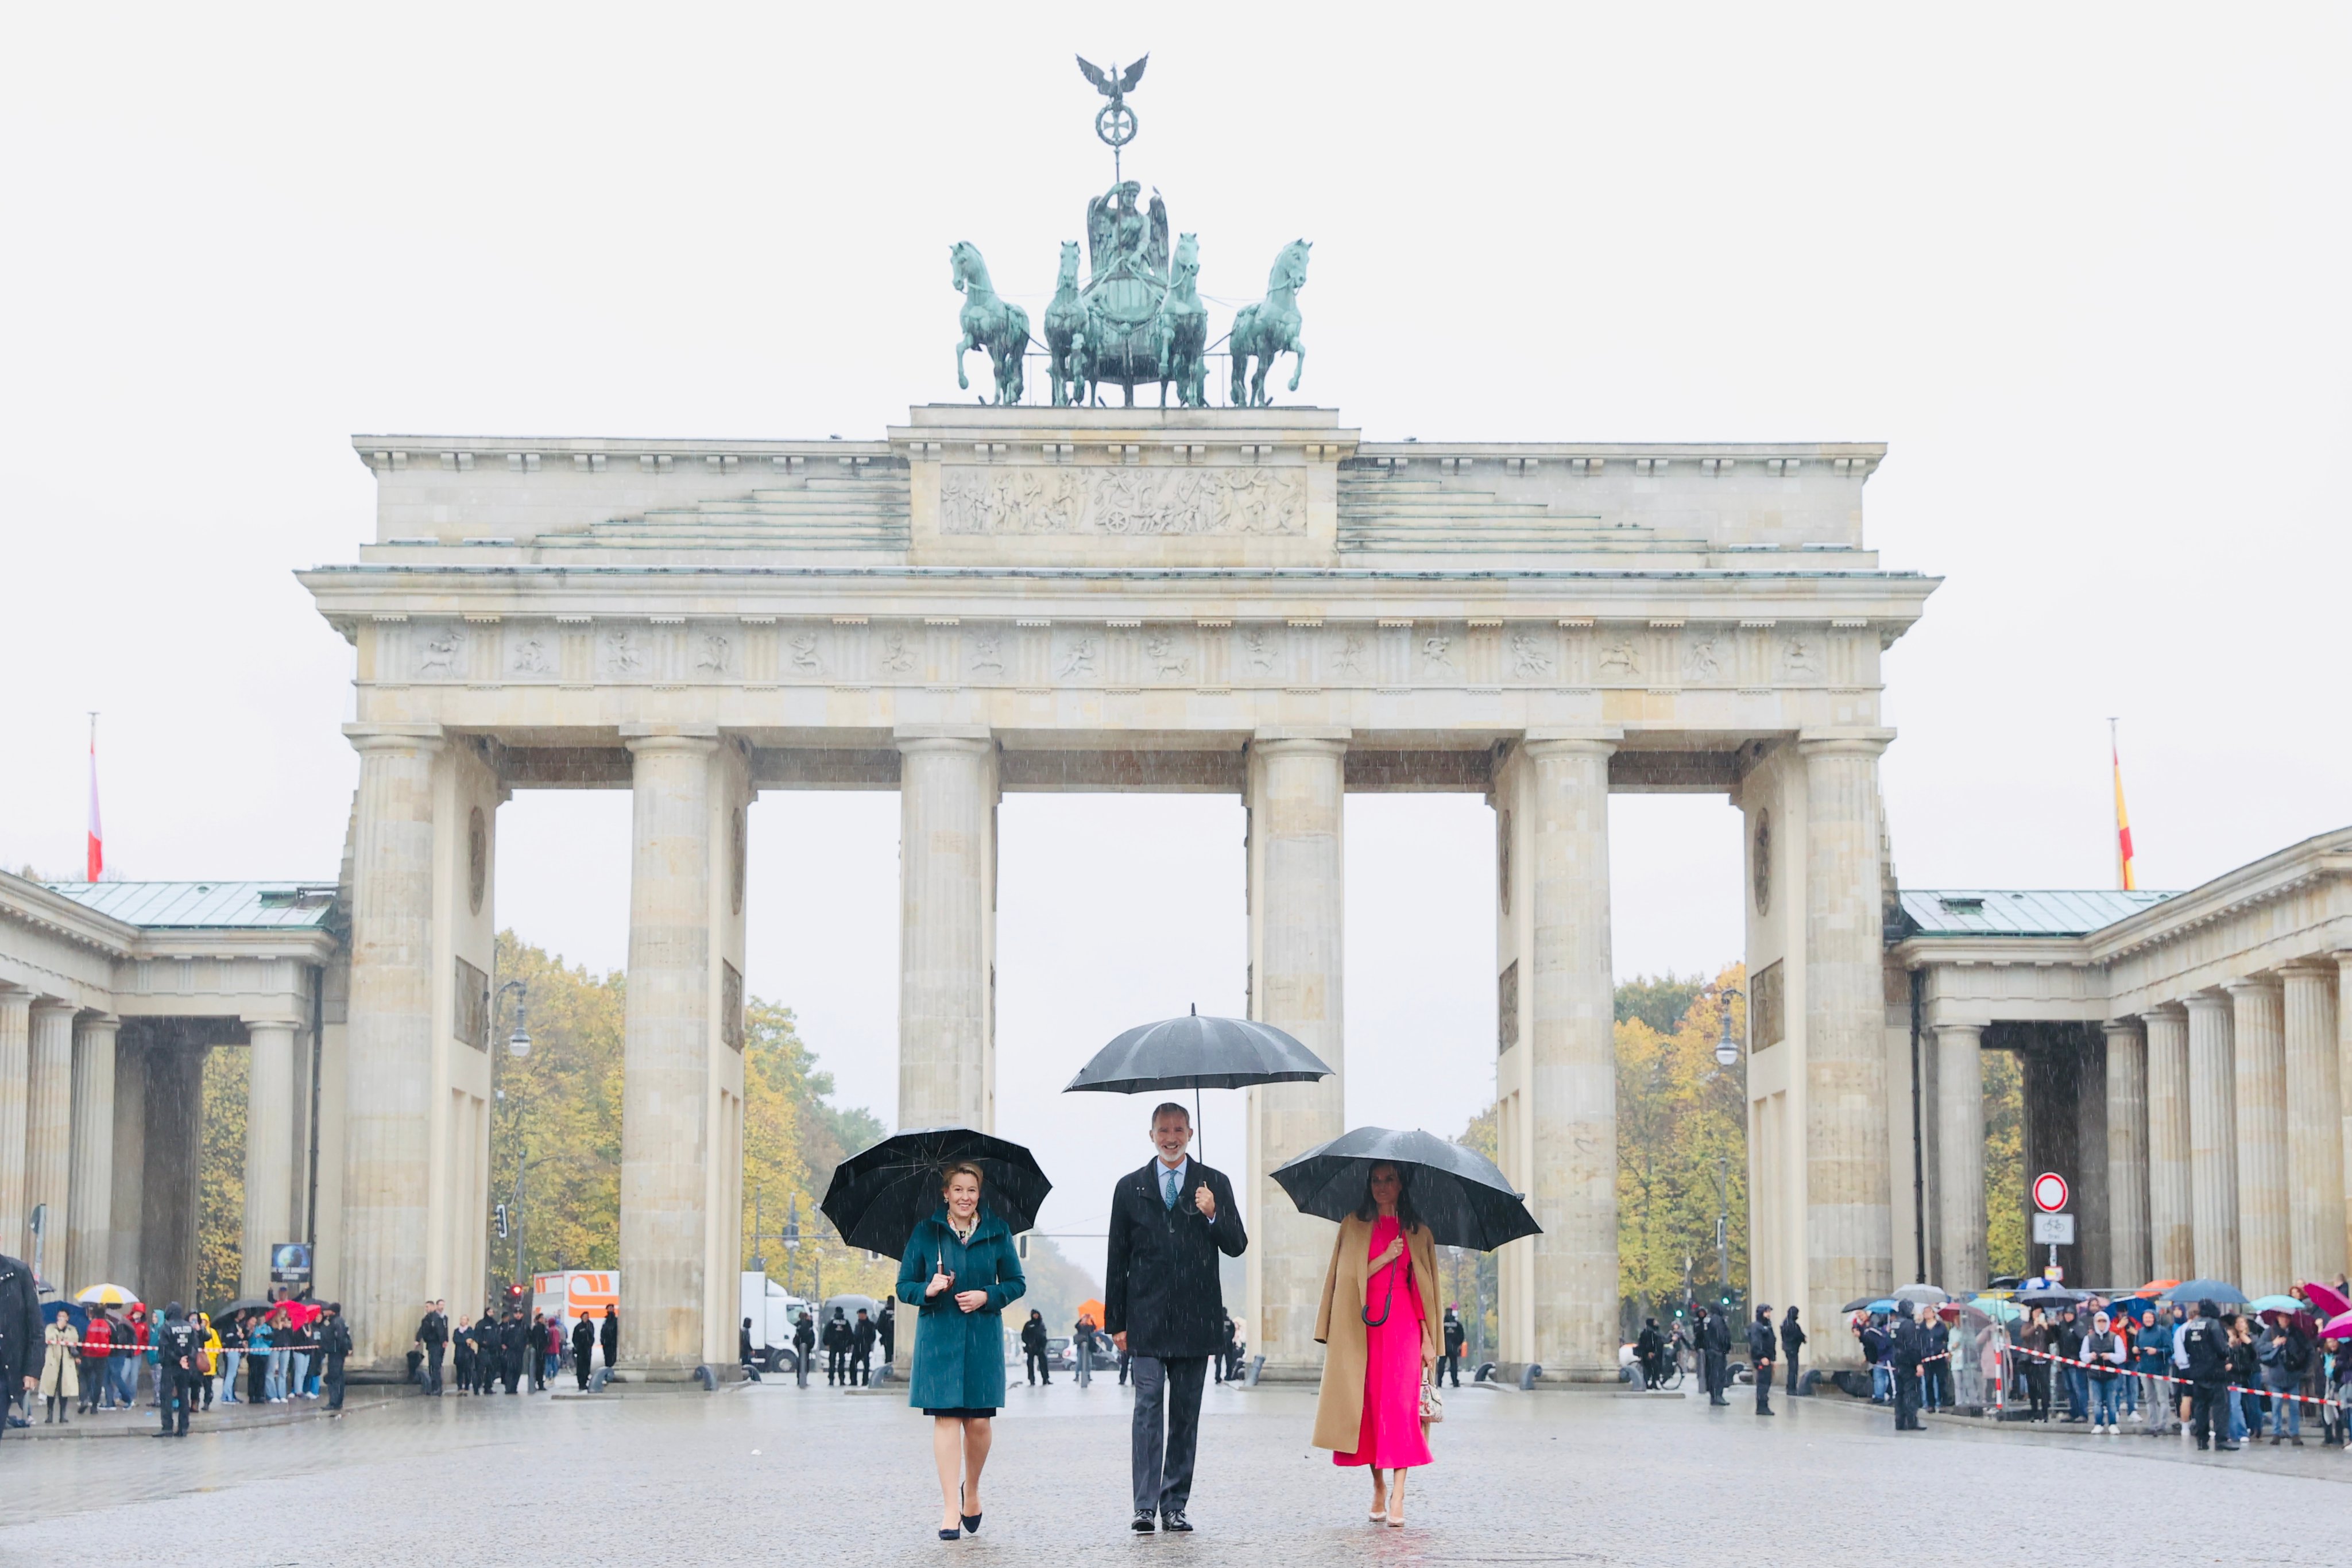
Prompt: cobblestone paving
<box><xmin>2</xmin><ymin>1379</ymin><xmax>2348</xmax><ymax>1566</ymax></box>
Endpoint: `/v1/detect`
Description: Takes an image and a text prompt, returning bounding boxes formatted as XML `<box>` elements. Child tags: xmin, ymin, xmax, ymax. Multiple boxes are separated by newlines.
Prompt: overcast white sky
<box><xmin>4</xmin><ymin>5</ymin><xmax>2346</xmax><ymax>1284</ymax></box>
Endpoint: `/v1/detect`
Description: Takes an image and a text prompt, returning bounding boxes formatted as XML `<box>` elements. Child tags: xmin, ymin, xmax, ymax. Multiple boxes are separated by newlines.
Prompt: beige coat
<box><xmin>39</xmin><ymin>1323</ymin><xmax>79</xmax><ymax>1399</ymax></box>
<box><xmin>1310</xmin><ymin>1213</ymin><xmax>1440</xmax><ymax>1451</ymax></box>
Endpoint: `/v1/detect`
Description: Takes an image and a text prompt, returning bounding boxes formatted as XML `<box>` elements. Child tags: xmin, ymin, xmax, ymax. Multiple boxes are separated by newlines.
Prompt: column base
<box><xmin>1502</xmin><ymin>1361</ymin><xmax>1623</xmax><ymax>1387</ymax></box>
<box><xmin>1246</xmin><ymin>1358</ymin><xmax>1325</xmax><ymax>1385</ymax></box>
<box><xmin>608</xmin><ymin>1362</ymin><xmax>746</xmax><ymax>1390</ymax></box>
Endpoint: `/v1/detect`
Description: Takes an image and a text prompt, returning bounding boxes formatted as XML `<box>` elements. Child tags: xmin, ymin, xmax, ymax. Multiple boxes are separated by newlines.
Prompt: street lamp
<box><xmin>495</xmin><ymin>979</ymin><xmax>532</xmax><ymax>1057</ymax></box>
<box><xmin>1714</xmin><ymin>984</ymin><xmax>1744</xmax><ymax>1068</ymax></box>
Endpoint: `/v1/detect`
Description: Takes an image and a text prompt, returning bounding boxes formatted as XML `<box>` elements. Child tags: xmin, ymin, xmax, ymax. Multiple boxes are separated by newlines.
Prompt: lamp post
<box><xmin>490</xmin><ymin>979</ymin><xmax>533</xmax><ymax>1297</ymax></box>
<box><xmin>1708</xmin><ymin>985</ymin><xmax>1743</xmax><ymax>1312</ymax></box>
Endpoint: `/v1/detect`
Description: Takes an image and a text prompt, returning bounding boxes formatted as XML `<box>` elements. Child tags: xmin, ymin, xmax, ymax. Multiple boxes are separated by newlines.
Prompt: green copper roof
<box><xmin>1895</xmin><ymin>888</ymin><xmax>2177</xmax><ymax>938</ymax></box>
<box><xmin>41</xmin><ymin>881</ymin><xmax>338</xmax><ymax>930</ymax></box>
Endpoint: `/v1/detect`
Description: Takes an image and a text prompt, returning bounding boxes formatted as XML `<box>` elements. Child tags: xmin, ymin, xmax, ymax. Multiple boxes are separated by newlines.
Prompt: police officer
<box><xmin>823</xmin><ymin>1307</ymin><xmax>850</xmax><ymax>1385</ymax></box>
<box><xmin>1440</xmin><ymin>1306</ymin><xmax>1467</xmax><ymax>1389</ymax></box>
<box><xmin>153</xmin><ymin>1303</ymin><xmax>202</xmax><ymax>1437</ymax></box>
<box><xmin>2176</xmin><ymin>1299</ymin><xmax>2235</xmax><ymax>1451</ymax></box>
<box><xmin>571</xmin><ymin>1313</ymin><xmax>597</xmax><ymax>1391</ymax></box>
<box><xmin>1889</xmin><ymin>1301</ymin><xmax>1927</xmax><ymax>1431</ymax></box>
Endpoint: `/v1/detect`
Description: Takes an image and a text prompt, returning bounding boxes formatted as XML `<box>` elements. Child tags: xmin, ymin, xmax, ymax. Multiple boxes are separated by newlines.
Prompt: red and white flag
<box><xmin>2110</xmin><ymin>719</ymin><xmax>2135</xmax><ymax>892</ymax></box>
<box><xmin>86</xmin><ymin>714</ymin><xmax>103</xmax><ymax>882</ymax></box>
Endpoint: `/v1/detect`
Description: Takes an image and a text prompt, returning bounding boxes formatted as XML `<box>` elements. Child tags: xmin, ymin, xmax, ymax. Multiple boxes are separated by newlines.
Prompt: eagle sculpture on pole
<box><xmin>1077</xmin><ymin>55</ymin><xmax>1148</xmax><ymax>178</ymax></box>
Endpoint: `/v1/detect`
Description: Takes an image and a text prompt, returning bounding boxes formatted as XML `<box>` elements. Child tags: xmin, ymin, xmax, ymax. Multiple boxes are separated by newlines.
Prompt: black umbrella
<box><xmin>1269</xmin><ymin>1126</ymin><xmax>1539</xmax><ymax>1251</ymax></box>
<box><xmin>819</xmin><ymin>1126</ymin><xmax>1052</xmax><ymax>1260</ymax></box>
<box><xmin>1063</xmin><ymin>1006</ymin><xmax>1334</xmax><ymax>1162</ymax></box>
<box><xmin>218</xmin><ymin>1298</ymin><xmax>272</xmax><ymax>1317</ymax></box>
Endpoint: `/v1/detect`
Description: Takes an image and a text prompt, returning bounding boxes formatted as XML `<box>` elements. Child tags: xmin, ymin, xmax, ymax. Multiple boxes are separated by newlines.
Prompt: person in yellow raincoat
<box><xmin>196</xmin><ymin>1313</ymin><xmax>222</xmax><ymax>1410</ymax></box>
<box><xmin>38</xmin><ymin>1306</ymin><xmax>80</xmax><ymax>1423</ymax></box>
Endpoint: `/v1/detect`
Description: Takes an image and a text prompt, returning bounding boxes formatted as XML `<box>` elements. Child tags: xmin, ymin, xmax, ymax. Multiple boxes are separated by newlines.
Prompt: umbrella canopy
<box><xmin>216</xmin><ymin>1298</ymin><xmax>272</xmax><ymax>1317</ymax></box>
<box><xmin>277</xmin><ymin>1301</ymin><xmax>324</xmax><ymax>1327</ymax></box>
<box><xmin>2106</xmin><ymin>1296</ymin><xmax>2157</xmax><ymax>1323</ymax></box>
<box><xmin>2013</xmin><ymin>1280</ymin><xmax>2082</xmax><ymax>1304</ymax></box>
<box><xmin>2248</xmin><ymin>1294</ymin><xmax>2304</xmax><ymax>1315</ymax></box>
<box><xmin>1968</xmin><ymin>1296</ymin><xmax>2022</xmax><ymax>1324</ymax></box>
<box><xmin>1076</xmin><ymin>1299</ymin><xmax>1107</xmax><ymax>1330</ymax></box>
<box><xmin>1890</xmin><ymin>1283</ymin><xmax>1949</xmax><ymax>1305</ymax></box>
<box><xmin>821</xmin><ymin>1126</ymin><xmax>1052</xmax><ymax>1260</ymax></box>
<box><xmin>74</xmin><ymin>1283</ymin><xmax>140</xmax><ymax>1307</ymax></box>
<box><xmin>1268</xmin><ymin>1126</ymin><xmax>1539</xmax><ymax>1252</ymax></box>
<box><xmin>1842</xmin><ymin>1296</ymin><xmax>1884</xmax><ymax>1313</ymax></box>
<box><xmin>37</xmin><ymin>1300</ymin><xmax>89</xmax><ymax>1334</ymax></box>
<box><xmin>2302</xmin><ymin>1281</ymin><xmax>2351</xmax><ymax>1318</ymax></box>
<box><xmin>2323</xmin><ymin>1311</ymin><xmax>2352</xmax><ymax>1341</ymax></box>
<box><xmin>2162</xmin><ymin>1279</ymin><xmax>2248</xmax><ymax>1307</ymax></box>
<box><xmin>1065</xmin><ymin>1011</ymin><xmax>1333</xmax><ymax>1094</ymax></box>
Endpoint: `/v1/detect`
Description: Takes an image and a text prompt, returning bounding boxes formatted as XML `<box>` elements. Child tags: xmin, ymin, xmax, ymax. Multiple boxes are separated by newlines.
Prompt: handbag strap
<box><xmin>1360</xmin><ymin>1236</ymin><xmax>1412</xmax><ymax>1328</ymax></box>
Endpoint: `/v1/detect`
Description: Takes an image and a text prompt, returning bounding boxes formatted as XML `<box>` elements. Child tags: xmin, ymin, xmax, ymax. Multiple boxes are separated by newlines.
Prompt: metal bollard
<box><xmin>1518</xmin><ymin>1362</ymin><xmax>1544</xmax><ymax>1391</ymax></box>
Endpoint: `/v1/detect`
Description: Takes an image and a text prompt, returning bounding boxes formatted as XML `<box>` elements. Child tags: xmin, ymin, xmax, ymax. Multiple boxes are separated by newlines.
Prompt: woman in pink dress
<box><xmin>1311</xmin><ymin>1162</ymin><xmax>1440</xmax><ymax>1526</ymax></box>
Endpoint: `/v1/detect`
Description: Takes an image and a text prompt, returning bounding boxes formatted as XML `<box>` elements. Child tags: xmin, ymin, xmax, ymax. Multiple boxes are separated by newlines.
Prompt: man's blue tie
<box><xmin>1163</xmin><ymin>1167</ymin><xmax>1179</xmax><ymax>1210</ymax></box>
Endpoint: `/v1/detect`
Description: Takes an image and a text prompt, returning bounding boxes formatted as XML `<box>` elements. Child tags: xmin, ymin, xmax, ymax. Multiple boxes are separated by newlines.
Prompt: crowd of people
<box><xmin>413</xmin><ymin>1298</ymin><xmax>617</xmax><ymax>1396</ymax></box>
<box><xmin>15</xmin><ymin>1294</ymin><xmax>355</xmax><ymax>1437</ymax></box>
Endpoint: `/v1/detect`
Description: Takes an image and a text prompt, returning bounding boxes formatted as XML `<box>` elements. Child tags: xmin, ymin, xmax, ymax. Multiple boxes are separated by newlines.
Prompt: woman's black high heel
<box><xmin>961</xmin><ymin>1484</ymin><xmax>982</xmax><ymax>1535</ymax></box>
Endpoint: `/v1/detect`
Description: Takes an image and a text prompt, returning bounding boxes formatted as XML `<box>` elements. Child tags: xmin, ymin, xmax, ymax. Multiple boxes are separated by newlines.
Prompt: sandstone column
<box><xmin>2145</xmin><ymin>1005</ymin><xmax>2194</xmax><ymax>1280</ymax></box>
<box><xmin>1523</xmin><ymin>734</ymin><xmax>1617</xmax><ymax>1378</ymax></box>
<box><xmin>65</xmin><ymin>1016</ymin><xmax>118</xmax><ymax>1291</ymax></box>
<box><xmin>620</xmin><ymin>733</ymin><xmax>720</xmax><ymax>1377</ymax></box>
<box><xmin>242</xmin><ymin>1020</ymin><xmax>299</xmax><ymax>1298</ymax></box>
<box><xmin>2104</xmin><ymin>1019</ymin><xmax>2152</xmax><ymax>1289</ymax></box>
<box><xmin>2286</xmin><ymin>968</ymin><xmax>2342</xmax><ymax>1288</ymax></box>
<box><xmin>2281</xmin><ymin>959</ymin><xmax>2345</xmax><ymax>1286</ymax></box>
<box><xmin>1934</xmin><ymin>1024</ymin><xmax>1987</xmax><ymax>1295</ymax></box>
<box><xmin>24</xmin><ymin>1001</ymin><xmax>77</xmax><ymax>1284</ymax></box>
<box><xmin>108</xmin><ymin>1033</ymin><xmax>146</xmax><ymax>1288</ymax></box>
<box><xmin>341</xmin><ymin>728</ymin><xmax>444</xmax><ymax>1368</ymax></box>
<box><xmin>2339</xmin><ymin>953</ymin><xmax>2352</xmax><ymax>1275</ymax></box>
<box><xmin>1245</xmin><ymin>731</ymin><xmax>1347</xmax><ymax>1373</ymax></box>
<box><xmin>896</xmin><ymin>728</ymin><xmax>997</xmax><ymax>1132</ymax></box>
<box><xmin>2225</xmin><ymin>977</ymin><xmax>2289</xmax><ymax>1294</ymax></box>
<box><xmin>1800</xmin><ymin>733</ymin><xmax>1894</xmax><ymax>1356</ymax></box>
<box><xmin>2183</xmin><ymin>992</ymin><xmax>2240</xmax><ymax>1283</ymax></box>
<box><xmin>0</xmin><ymin>990</ymin><xmax>29</xmax><ymax>1255</ymax></box>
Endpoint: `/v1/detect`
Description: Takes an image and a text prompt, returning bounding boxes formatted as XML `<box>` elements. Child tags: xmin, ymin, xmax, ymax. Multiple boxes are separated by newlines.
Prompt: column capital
<box><xmin>1931</xmin><ymin>1021</ymin><xmax>1984</xmax><ymax>1040</ymax></box>
<box><xmin>893</xmin><ymin>724</ymin><xmax>995</xmax><ymax>754</ymax></box>
<box><xmin>72</xmin><ymin>1015</ymin><xmax>119</xmax><ymax>1037</ymax></box>
<box><xmin>2145</xmin><ymin>999</ymin><xmax>2189</xmax><ymax>1020</ymax></box>
<box><xmin>343</xmin><ymin>722</ymin><xmax>446</xmax><ymax>754</ymax></box>
<box><xmin>0</xmin><ymin>988</ymin><xmax>30</xmax><ymax>1019</ymax></box>
<box><xmin>2277</xmin><ymin>957</ymin><xmax>2336</xmax><ymax>980</ymax></box>
<box><xmin>28</xmin><ymin>997</ymin><xmax>79</xmax><ymax>1019</ymax></box>
<box><xmin>2223</xmin><ymin>974</ymin><xmax>2284</xmax><ymax>998</ymax></box>
<box><xmin>1252</xmin><ymin>725</ymin><xmax>1351</xmax><ymax>748</ymax></box>
<box><xmin>1796</xmin><ymin>726</ymin><xmax>1896</xmax><ymax>758</ymax></box>
<box><xmin>2102</xmin><ymin>1016</ymin><xmax>2148</xmax><ymax>1039</ymax></box>
<box><xmin>2183</xmin><ymin>989</ymin><xmax>2233</xmax><ymax>1015</ymax></box>
<box><xmin>1521</xmin><ymin>726</ymin><xmax>1622</xmax><ymax>757</ymax></box>
<box><xmin>240</xmin><ymin>1016</ymin><xmax>304</xmax><ymax>1035</ymax></box>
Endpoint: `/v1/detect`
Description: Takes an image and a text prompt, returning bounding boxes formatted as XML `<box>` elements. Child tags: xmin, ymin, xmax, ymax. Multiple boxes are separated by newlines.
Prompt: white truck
<box><xmin>740</xmin><ymin>1271</ymin><xmax>813</xmax><ymax>1373</ymax></box>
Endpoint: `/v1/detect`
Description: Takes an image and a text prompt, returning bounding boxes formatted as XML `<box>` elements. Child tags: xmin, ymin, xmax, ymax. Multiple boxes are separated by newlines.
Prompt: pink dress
<box><xmin>1334</xmin><ymin>1216</ymin><xmax>1433</xmax><ymax>1470</ymax></box>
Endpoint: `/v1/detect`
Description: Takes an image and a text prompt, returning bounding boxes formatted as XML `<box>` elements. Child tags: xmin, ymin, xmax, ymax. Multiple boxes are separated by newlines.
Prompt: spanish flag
<box><xmin>2111</xmin><ymin>725</ymin><xmax>2136</xmax><ymax>892</ymax></box>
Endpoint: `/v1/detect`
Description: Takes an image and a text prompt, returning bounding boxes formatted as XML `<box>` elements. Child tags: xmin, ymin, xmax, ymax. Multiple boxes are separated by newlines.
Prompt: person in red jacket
<box><xmin>77</xmin><ymin>1313</ymin><xmax>111</xmax><ymax>1412</ymax></box>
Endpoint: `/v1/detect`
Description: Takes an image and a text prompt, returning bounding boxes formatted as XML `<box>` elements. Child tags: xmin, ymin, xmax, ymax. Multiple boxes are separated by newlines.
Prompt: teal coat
<box><xmin>895</xmin><ymin>1206</ymin><xmax>1025</xmax><ymax>1411</ymax></box>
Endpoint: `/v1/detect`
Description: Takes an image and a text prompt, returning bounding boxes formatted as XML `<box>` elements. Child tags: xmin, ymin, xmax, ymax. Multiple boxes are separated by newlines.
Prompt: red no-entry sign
<box><xmin>2032</xmin><ymin>1172</ymin><xmax>2069</xmax><ymax>1214</ymax></box>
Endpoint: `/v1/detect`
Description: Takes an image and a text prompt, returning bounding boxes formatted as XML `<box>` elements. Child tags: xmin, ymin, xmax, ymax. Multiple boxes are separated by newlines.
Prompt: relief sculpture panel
<box><xmin>940</xmin><ymin>464</ymin><xmax>1305</xmax><ymax>537</ymax></box>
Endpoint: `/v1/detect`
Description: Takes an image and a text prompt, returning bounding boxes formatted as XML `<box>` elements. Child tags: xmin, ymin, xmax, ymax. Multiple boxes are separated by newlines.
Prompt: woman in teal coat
<box><xmin>896</xmin><ymin>1160</ymin><xmax>1026</xmax><ymax>1540</ymax></box>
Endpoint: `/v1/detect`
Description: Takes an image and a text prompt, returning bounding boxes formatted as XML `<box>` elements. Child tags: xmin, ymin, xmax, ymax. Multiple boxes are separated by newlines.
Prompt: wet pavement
<box><xmin>1</xmin><ymin>1375</ymin><xmax>2347</xmax><ymax>1565</ymax></box>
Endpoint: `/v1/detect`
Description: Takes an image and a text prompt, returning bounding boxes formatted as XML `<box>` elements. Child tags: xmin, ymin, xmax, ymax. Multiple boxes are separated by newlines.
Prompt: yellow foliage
<box><xmin>1615</xmin><ymin>963</ymin><xmax>1748</xmax><ymax>1311</ymax></box>
<box><xmin>198</xmin><ymin>1044</ymin><xmax>247</xmax><ymax>1310</ymax></box>
<box><xmin>1983</xmin><ymin>1048</ymin><xmax>2027</xmax><ymax>1278</ymax></box>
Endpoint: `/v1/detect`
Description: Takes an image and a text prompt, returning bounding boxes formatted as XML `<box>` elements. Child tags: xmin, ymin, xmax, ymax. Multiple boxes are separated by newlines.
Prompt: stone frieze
<box><xmin>939</xmin><ymin>464</ymin><xmax>1305</xmax><ymax>537</ymax></box>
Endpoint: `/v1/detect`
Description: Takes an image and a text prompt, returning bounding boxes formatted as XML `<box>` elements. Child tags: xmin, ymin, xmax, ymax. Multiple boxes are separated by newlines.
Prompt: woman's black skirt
<box><xmin>924</xmin><ymin>1406</ymin><xmax>997</xmax><ymax>1419</ymax></box>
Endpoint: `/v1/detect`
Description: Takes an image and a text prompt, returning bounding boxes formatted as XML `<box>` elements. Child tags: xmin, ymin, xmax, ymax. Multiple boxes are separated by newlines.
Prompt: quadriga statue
<box><xmin>950</xmin><ymin>241</ymin><xmax>1029</xmax><ymax>406</ymax></box>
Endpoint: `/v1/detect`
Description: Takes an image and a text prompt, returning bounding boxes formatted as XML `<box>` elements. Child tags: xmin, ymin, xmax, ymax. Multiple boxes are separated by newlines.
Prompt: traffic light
<box><xmin>494</xmin><ymin>1203</ymin><xmax>508</xmax><ymax>1239</ymax></box>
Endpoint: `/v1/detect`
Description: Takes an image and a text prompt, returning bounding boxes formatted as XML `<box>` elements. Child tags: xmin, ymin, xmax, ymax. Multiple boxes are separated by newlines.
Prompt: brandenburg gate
<box><xmin>300</xmin><ymin>406</ymin><xmax>1934</xmax><ymax>1380</ymax></box>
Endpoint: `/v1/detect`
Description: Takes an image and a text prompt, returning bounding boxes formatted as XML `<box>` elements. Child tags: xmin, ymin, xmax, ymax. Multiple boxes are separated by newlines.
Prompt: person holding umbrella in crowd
<box><xmin>896</xmin><ymin>1161</ymin><xmax>1026</xmax><ymax>1541</ymax></box>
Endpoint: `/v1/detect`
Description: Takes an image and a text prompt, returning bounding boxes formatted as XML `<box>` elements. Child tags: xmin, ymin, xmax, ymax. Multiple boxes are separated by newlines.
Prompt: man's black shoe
<box><xmin>2215</xmin><ymin>1442</ymin><xmax>2239</xmax><ymax>1451</ymax></box>
<box><xmin>1160</xmin><ymin>1511</ymin><xmax>1193</xmax><ymax>1533</ymax></box>
<box><xmin>1131</xmin><ymin>1512</ymin><xmax>1158</xmax><ymax>1533</ymax></box>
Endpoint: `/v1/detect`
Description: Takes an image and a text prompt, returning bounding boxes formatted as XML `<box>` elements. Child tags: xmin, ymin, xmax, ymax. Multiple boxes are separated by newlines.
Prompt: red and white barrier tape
<box><xmin>2005</xmin><ymin>1345</ymin><xmax>2344</xmax><ymax>1410</ymax></box>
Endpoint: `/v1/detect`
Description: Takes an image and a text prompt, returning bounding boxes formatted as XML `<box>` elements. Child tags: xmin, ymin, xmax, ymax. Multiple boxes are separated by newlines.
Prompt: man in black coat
<box><xmin>0</xmin><ymin>1254</ymin><xmax>39</xmax><ymax>1438</ymax></box>
<box><xmin>1105</xmin><ymin>1102</ymin><xmax>1247</xmax><ymax>1535</ymax></box>
<box><xmin>1635</xmin><ymin>1319</ymin><xmax>1665</xmax><ymax>1389</ymax></box>
<box><xmin>416</xmin><ymin>1300</ymin><xmax>448</xmax><ymax>1395</ymax></box>
<box><xmin>1889</xmin><ymin>1301</ymin><xmax>1927</xmax><ymax>1431</ymax></box>
<box><xmin>849</xmin><ymin>1308</ymin><xmax>876</xmax><ymax>1387</ymax></box>
<box><xmin>1780</xmin><ymin>1305</ymin><xmax>1806</xmax><ymax>1396</ymax></box>
<box><xmin>1695</xmin><ymin>1304</ymin><xmax>1731</xmax><ymax>1405</ymax></box>
<box><xmin>320</xmin><ymin>1303</ymin><xmax>354</xmax><ymax>1412</ymax></box>
<box><xmin>1440</xmin><ymin>1307</ymin><xmax>1467</xmax><ymax>1388</ymax></box>
<box><xmin>791</xmin><ymin>1310</ymin><xmax>815</xmax><ymax>1388</ymax></box>
<box><xmin>599</xmin><ymin>1307</ymin><xmax>618</xmax><ymax>1370</ymax></box>
<box><xmin>500</xmin><ymin>1312</ymin><xmax>527</xmax><ymax>1394</ymax></box>
<box><xmin>571</xmin><ymin>1314</ymin><xmax>597</xmax><ymax>1391</ymax></box>
<box><xmin>1746</xmin><ymin>1306</ymin><xmax>1777</xmax><ymax>1415</ymax></box>
<box><xmin>876</xmin><ymin>1300</ymin><xmax>895</xmax><ymax>1370</ymax></box>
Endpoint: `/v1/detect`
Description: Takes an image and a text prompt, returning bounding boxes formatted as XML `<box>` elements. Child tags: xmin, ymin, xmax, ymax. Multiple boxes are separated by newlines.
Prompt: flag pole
<box><xmin>86</xmin><ymin>711</ymin><xmax>103</xmax><ymax>882</ymax></box>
